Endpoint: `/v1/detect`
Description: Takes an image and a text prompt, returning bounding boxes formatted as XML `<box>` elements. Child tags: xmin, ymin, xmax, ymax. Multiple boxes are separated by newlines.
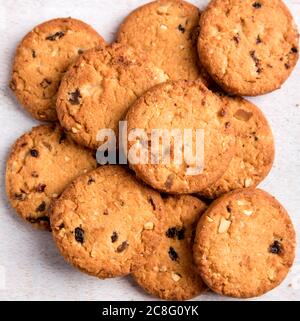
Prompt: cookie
<box><xmin>132</xmin><ymin>195</ymin><xmax>207</xmax><ymax>300</ymax></box>
<box><xmin>200</xmin><ymin>95</ymin><xmax>274</xmax><ymax>198</ymax></box>
<box><xmin>56</xmin><ymin>43</ymin><xmax>169</xmax><ymax>149</ymax></box>
<box><xmin>125</xmin><ymin>80</ymin><xmax>236</xmax><ymax>194</ymax></box>
<box><xmin>51</xmin><ymin>165</ymin><xmax>164</xmax><ymax>278</ymax></box>
<box><xmin>10</xmin><ymin>18</ymin><xmax>105</xmax><ymax>121</ymax></box>
<box><xmin>5</xmin><ymin>124</ymin><xmax>97</xmax><ymax>230</ymax></box>
<box><xmin>117</xmin><ymin>0</ymin><xmax>206</xmax><ymax>82</ymax></box>
<box><xmin>198</xmin><ymin>0</ymin><xmax>299</xmax><ymax>96</ymax></box>
<box><xmin>194</xmin><ymin>188</ymin><xmax>296</xmax><ymax>298</ymax></box>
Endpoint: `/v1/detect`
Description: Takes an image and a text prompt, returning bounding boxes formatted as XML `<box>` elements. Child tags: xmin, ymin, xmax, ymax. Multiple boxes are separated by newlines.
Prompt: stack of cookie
<box><xmin>5</xmin><ymin>0</ymin><xmax>299</xmax><ymax>300</ymax></box>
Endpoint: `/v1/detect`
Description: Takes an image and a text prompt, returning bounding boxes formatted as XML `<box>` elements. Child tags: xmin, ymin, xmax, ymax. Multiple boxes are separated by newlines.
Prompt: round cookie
<box><xmin>5</xmin><ymin>124</ymin><xmax>97</xmax><ymax>230</ymax></box>
<box><xmin>51</xmin><ymin>165</ymin><xmax>164</xmax><ymax>279</ymax></box>
<box><xmin>125</xmin><ymin>80</ymin><xmax>236</xmax><ymax>194</ymax></box>
<box><xmin>198</xmin><ymin>0</ymin><xmax>299</xmax><ymax>96</ymax></box>
<box><xmin>117</xmin><ymin>0</ymin><xmax>206</xmax><ymax>82</ymax></box>
<box><xmin>200</xmin><ymin>95</ymin><xmax>274</xmax><ymax>199</ymax></box>
<box><xmin>194</xmin><ymin>188</ymin><xmax>296</xmax><ymax>298</ymax></box>
<box><xmin>56</xmin><ymin>43</ymin><xmax>169</xmax><ymax>149</ymax></box>
<box><xmin>132</xmin><ymin>195</ymin><xmax>207</xmax><ymax>300</ymax></box>
<box><xmin>10</xmin><ymin>18</ymin><xmax>105</xmax><ymax>121</ymax></box>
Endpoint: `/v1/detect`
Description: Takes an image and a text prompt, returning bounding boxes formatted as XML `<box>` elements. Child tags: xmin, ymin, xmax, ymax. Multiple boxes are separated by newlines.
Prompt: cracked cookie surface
<box><xmin>51</xmin><ymin>165</ymin><xmax>164</xmax><ymax>278</ymax></box>
<box><xmin>5</xmin><ymin>124</ymin><xmax>97</xmax><ymax>230</ymax></box>
<box><xmin>133</xmin><ymin>195</ymin><xmax>207</xmax><ymax>300</ymax></box>
<box><xmin>56</xmin><ymin>43</ymin><xmax>169</xmax><ymax>149</ymax></box>
<box><xmin>10</xmin><ymin>18</ymin><xmax>104</xmax><ymax>121</ymax></box>
<box><xmin>194</xmin><ymin>188</ymin><xmax>296</xmax><ymax>298</ymax></box>
<box><xmin>198</xmin><ymin>0</ymin><xmax>299</xmax><ymax>96</ymax></box>
<box><xmin>117</xmin><ymin>0</ymin><xmax>208</xmax><ymax>83</ymax></box>
<box><xmin>125</xmin><ymin>80</ymin><xmax>236</xmax><ymax>194</ymax></box>
<box><xmin>200</xmin><ymin>94</ymin><xmax>274</xmax><ymax>198</ymax></box>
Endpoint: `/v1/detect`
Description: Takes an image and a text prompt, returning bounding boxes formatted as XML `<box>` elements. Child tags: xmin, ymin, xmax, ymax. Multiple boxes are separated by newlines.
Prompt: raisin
<box><xmin>148</xmin><ymin>197</ymin><xmax>156</xmax><ymax>210</ymax></box>
<box><xmin>103</xmin><ymin>209</ymin><xmax>109</xmax><ymax>215</ymax></box>
<box><xmin>252</xmin><ymin>2</ymin><xmax>262</xmax><ymax>8</ymax></box>
<box><xmin>40</xmin><ymin>79</ymin><xmax>51</xmax><ymax>89</ymax></box>
<box><xmin>256</xmin><ymin>35</ymin><xmax>262</xmax><ymax>44</ymax></box>
<box><xmin>30</xmin><ymin>149</ymin><xmax>39</xmax><ymax>157</ymax></box>
<box><xmin>233</xmin><ymin>34</ymin><xmax>240</xmax><ymax>44</ymax></box>
<box><xmin>269</xmin><ymin>240</ymin><xmax>282</xmax><ymax>254</ymax></box>
<box><xmin>166</xmin><ymin>227</ymin><xmax>177</xmax><ymax>239</ymax></box>
<box><xmin>78</xmin><ymin>49</ymin><xmax>84</xmax><ymax>54</ymax></box>
<box><xmin>219</xmin><ymin>108</ymin><xmax>226</xmax><ymax>117</ymax></box>
<box><xmin>225</xmin><ymin>121</ymin><xmax>231</xmax><ymax>129</ymax></box>
<box><xmin>168</xmin><ymin>247</ymin><xmax>179</xmax><ymax>261</ymax></box>
<box><xmin>177</xmin><ymin>228</ymin><xmax>185</xmax><ymax>240</ymax></box>
<box><xmin>15</xmin><ymin>193</ymin><xmax>25</xmax><ymax>201</ymax></box>
<box><xmin>74</xmin><ymin>227</ymin><xmax>84</xmax><ymax>243</ymax></box>
<box><xmin>178</xmin><ymin>24</ymin><xmax>185</xmax><ymax>33</ymax></box>
<box><xmin>117</xmin><ymin>241</ymin><xmax>128</xmax><ymax>253</ymax></box>
<box><xmin>36</xmin><ymin>184</ymin><xmax>46</xmax><ymax>193</ymax></box>
<box><xmin>111</xmin><ymin>232</ymin><xmax>118</xmax><ymax>243</ymax></box>
<box><xmin>285</xmin><ymin>63</ymin><xmax>291</xmax><ymax>69</ymax></box>
<box><xmin>250</xmin><ymin>50</ymin><xmax>262</xmax><ymax>73</ymax></box>
<box><xmin>291</xmin><ymin>47</ymin><xmax>298</xmax><ymax>53</ymax></box>
<box><xmin>36</xmin><ymin>201</ymin><xmax>46</xmax><ymax>212</ymax></box>
<box><xmin>31</xmin><ymin>171</ymin><xmax>39</xmax><ymax>178</ymax></box>
<box><xmin>27</xmin><ymin>216</ymin><xmax>49</xmax><ymax>224</ymax></box>
<box><xmin>32</xmin><ymin>50</ymin><xmax>36</xmax><ymax>58</ymax></box>
<box><xmin>87</xmin><ymin>177</ymin><xmax>95</xmax><ymax>185</ymax></box>
<box><xmin>68</xmin><ymin>89</ymin><xmax>81</xmax><ymax>105</ymax></box>
<box><xmin>59</xmin><ymin>223</ymin><xmax>65</xmax><ymax>229</ymax></box>
<box><xmin>59</xmin><ymin>131</ymin><xmax>67</xmax><ymax>144</ymax></box>
<box><xmin>46</xmin><ymin>31</ymin><xmax>65</xmax><ymax>41</ymax></box>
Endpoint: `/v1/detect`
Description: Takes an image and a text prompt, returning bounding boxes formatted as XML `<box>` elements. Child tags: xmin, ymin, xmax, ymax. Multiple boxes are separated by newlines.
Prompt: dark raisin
<box><xmin>226</xmin><ymin>205</ymin><xmax>232</xmax><ymax>213</ymax></box>
<box><xmin>219</xmin><ymin>108</ymin><xmax>226</xmax><ymax>117</ymax></box>
<box><xmin>291</xmin><ymin>47</ymin><xmax>298</xmax><ymax>53</ymax></box>
<box><xmin>233</xmin><ymin>34</ymin><xmax>240</xmax><ymax>44</ymax></box>
<box><xmin>250</xmin><ymin>50</ymin><xmax>262</xmax><ymax>73</ymax></box>
<box><xmin>103</xmin><ymin>209</ymin><xmax>109</xmax><ymax>215</ymax></box>
<box><xmin>111</xmin><ymin>232</ymin><xmax>118</xmax><ymax>243</ymax></box>
<box><xmin>256</xmin><ymin>35</ymin><xmax>262</xmax><ymax>44</ymax></box>
<box><xmin>74</xmin><ymin>227</ymin><xmax>84</xmax><ymax>243</ymax></box>
<box><xmin>148</xmin><ymin>197</ymin><xmax>156</xmax><ymax>210</ymax></box>
<box><xmin>36</xmin><ymin>201</ymin><xmax>46</xmax><ymax>212</ymax></box>
<box><xmin>168</xmin><ymin>247</ymin><xmax>179</xmax><ymax>261</ymax></box>
<box><xmin>78</xmin><ymin>49</ymin><xmax>84</xmax><ymax>54</ymax></box>
<box><xmin>166</xmin><ymin>227</ymin><xmax>177</xmax><ymax>239</ymax></box>
<box><xmin>269</xmin><ymin>240</ymin><xmax>282</xmax><ymax>254</ymax></box>
<box><xmin>40</xmin><ymin>79</ymin><xmax>52</xmax><ymax>89</ymax></box>
<box><xmin>87</xmin><ymin>177</ymin><xmax>95</xmax><ymax>185</ymax></box>
<box><xmin>59</xmin><ymin>223</ymin><xmax>65</xmax><ymax>229</ymax></box>
<box><xmin>225</xmin><ymin>121</ymin><xmax>231</xmax><ymax>128</ymax></box>
<box><xmin>15</xmin><ymin>193</ymin><xmax>25</xmax><ymax>201</ymax></box>
<box><xmin>177</xmin><ymin>228</ymin><xmax>185</xmax><ymax>240</ymax></box>
<box><xmin>30</xmin><ymin>149</ymin><xmax>39</xmax><ymax>157</ymax></box>
<box><xmin>68</xmin><ymin>89</ymin><xmax>81</xmax><ymax>105</ymax></box>
<box><xmin>285</xmin><ymin>63</ymin><xmax>291</xmax><ymax>69</ymax></box>
<box><xmin>59</xmin><ymin>131</ymin><xmax>67</xmax><ymax>144</ymax></box>
<box><xmin>36</xmin><ymin>184</ymin><xmax>46</xmax><ymax>193</ymax></box>
<box><xmin>116</xmin><ymin>241</ymin><xmax>128</xmax><ymax>253</ymax></box>
<box><xmin>252</xmin><ymin>2</ymin><xmax>262</xmax><ymax>9</ymax></box>
<box><xmin>178</xmin><ymin>24</ymin><xmax>185</xmax><ymax>33</ymax></box>
<box><xmin>32</xmin><ymin>50</ymin><xmax>36</xmax><ymax>58</ymax></box>
<box><xmin>46</xmin><ymin>31</ymin><xmax>65</xmax><ymax>41</ymax></box>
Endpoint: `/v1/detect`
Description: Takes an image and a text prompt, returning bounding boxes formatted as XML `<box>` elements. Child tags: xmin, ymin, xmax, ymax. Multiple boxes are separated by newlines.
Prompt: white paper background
<box><xmin>0</xmin><ymin>0</ymin><xmax>299</xmax><ymax>301</ymax></box>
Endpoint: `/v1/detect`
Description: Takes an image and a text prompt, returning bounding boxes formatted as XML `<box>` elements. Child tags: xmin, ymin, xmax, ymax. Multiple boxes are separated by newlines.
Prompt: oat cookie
<box><xmin>198</xmin><ymin>0</ymin><xmax>299</xmax><ymax>96</ymax></box>
<box><xmin>200</xmin><ymin>95</ymin><xmax>274</xmax><ymax>198</ymax></box>
<box><xmin>56</xmin><ymin>43</ymin><xmax>168</xmax><ymax>149</ymax></box>
<box><xmin>5</xmin><ymin>124</ymin><xmax>96</xmax><ymax>230</ymax></box>
<box><xmin>117</xmin><ymin>0</ymin><xmax>206</xmax><ymax>82</ymax></box>
<box><xmin>125</xmin><ymin>80</ymin><xmax>236</xmax><ymax>194</ymax></box>
<box><xmin>10</xmin><ymin>18</ymin><xmax>104</xmax><ymax>121</ymax></box>
<box><xmin>133</xmin><ymin>195</ymin><xmax>207</xmax><ymax>300</ymax></box>
<box><xmin>51</xmin><ymin>165</ymin><xmax>164</xmax><ymax>278</ymax></box>
<box><xmin>194</xmin><ymin>188</ymin><xmax>296</xmax><ymax>298</ymax></box>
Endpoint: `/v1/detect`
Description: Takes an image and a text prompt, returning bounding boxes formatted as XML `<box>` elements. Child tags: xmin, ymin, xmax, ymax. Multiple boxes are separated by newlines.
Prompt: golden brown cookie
<box><xmin>10</xmin><ymin>18</ymin><xmax>105</xmax><ymax>121</ymax></box>
<box><xmin>133</xmin><ymin>195</ymin><xmax>207</xmax><ymax>300</ymax></box>
<box><xmin>5</xmin><ymin>124</ymin><xmax>97</xmax><ymax>230</ymax></box>
<box><xmin>198</xmin><ymin>0</ymin><xmax>299</xmax><ymax>96</ymax></box>
<box><xmin>200</xmin><ymin>95</ymin><xmax>274</xmax><ymax>198</ymax></box>
<box><xmin>117</xmin><ymin>0</ymin><xmax>206</xmax><ymax>82</ymax></box>
<box><xmin>125</xmin><ymin>80</ymin><xmax>236</xmax><ymax>194</ymax></box>
<box><xmin>56</xmin><ymin>43</ymin><xmax>169</xmax><ymax>149</ymax></box>
<box><xmin>194</xmin><ymin>188</ymin><xmax>296</xmax><ymax>298</ymax></box>
<box><xmin>51</xmin><ymin>165</ymin><xmax>164</xmax><ymax>279</ymax></box>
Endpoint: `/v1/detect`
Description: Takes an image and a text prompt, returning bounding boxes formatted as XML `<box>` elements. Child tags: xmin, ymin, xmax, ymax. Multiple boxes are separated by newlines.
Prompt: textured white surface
<box><xmin>0</xmin><ymin>0</ymin><xmax>299</xmax><ymax>301</ymax></box>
